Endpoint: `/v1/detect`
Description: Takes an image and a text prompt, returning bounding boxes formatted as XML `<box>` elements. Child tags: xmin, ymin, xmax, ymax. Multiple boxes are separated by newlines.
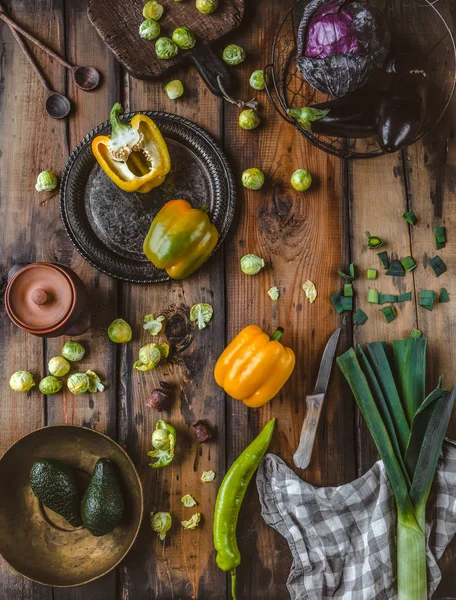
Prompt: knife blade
<box><xmin>293</xmin><ymin>328</ymin><xmax>341</xmax><ymax>469</ymax></box>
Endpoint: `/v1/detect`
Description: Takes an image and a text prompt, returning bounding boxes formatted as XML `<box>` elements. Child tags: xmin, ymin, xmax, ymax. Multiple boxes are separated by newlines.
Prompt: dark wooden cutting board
<box><xmin>88</xmin><ymin>0</ymin><xmax>245</xmax><ymax>94</ymax></box>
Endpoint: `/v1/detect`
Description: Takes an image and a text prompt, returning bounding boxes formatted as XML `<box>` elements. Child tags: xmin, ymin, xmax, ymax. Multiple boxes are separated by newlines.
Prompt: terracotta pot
<box><xmin>5</xmin><ymin>263</ymin><xmax>91</xmax><ymax>338</ymax></box>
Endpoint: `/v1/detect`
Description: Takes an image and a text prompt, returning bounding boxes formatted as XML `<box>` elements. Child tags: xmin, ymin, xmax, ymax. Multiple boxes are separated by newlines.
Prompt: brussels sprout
<box><xmin>48</xmin><ymin>356</ymin><xmax>70</xmax><ymax>377</ymax></box>
<box><xmin>148</xmin><ymin>420</ymin><xmax>177</xmax><ymax>468</ymax></box>
<box><xmin>155</xmin><ymin>37</ymin><xmax>179</xmax><ymax>60</ymax></box>
<box><xmin>108</xmin><ymin>318</ymin><xmax>132</xmax><ymax>343</ymax></box>
<box><xmin>238</xmin><ymin>109</ymin><xmax>260</xmax><ymax>130</ymax></box>
<box><xmin>189</xmin><ymin>303</ymin><xmax>213</xmax><ymax>331</ymax></box>
<box><xmin>134</xmin><ymin>343</ymin><xmax>169</xmax><ymax>372</ymax></box>
<box><xmin>62</xmin><ymin>340</ymin><xmax>85</xmax><ymax>362</ymax></box>
<box><xmin>143</xmin><ymin>314</ymin><xmax>166</xmax><ymax>335</ymax></box>
<box><xmin>143</xmin><ymin>0</ymin><xmax>164</xmax><ymax>20</ymax></box>
<box><xmin>201</xmin><ymin>469</ymin><xmax>216</xmax><ymax>482</ymax></box>
<box><xmin>181</xmin><ymin>512</ymin><xmax>202</xmax><ymax>530</ymax></box>
<box><xmin>196</xmin><ymin>0</ymin><xmax>218</xmax><ymax>14</ymax></box>
<box><xmin>150</xmin><ymin>511</ymin><xmax>172</xmax><ymax>540</ymax></box>
<box><xmin>9</xmin><ymin>371</ymin><xmax>35</xmax><ymax>393</ymax></box>
<box><xmin>181</xmin><ymin>494</ymin><xmax>197</xmax><ymax>507</ymax></box>
<box><xmin>86</xmin><ymin>370</ymin><xmax>105</xmax><ymax>393</ymax></box>
<box><xmin>222</xmin><ymin>44</ymin><xmax>245</xmax><ymax>66</ymax></box>
<box><xmin>249</xmin><ymin>69</ymin><xmax>266</xmax><ymax>91</ymax></box>
<box><xmin>39</xmin><ymin>376</ymin><xmax>63</xmax><ymax>395</ymax></box>
<box><xmin>67</xmin><ymin>373</ymin><xmax>90</xmax><ymax>395</ymax></box>
<box><xmin>241</xmin><ymin>168</ymin><xmax>265</xmax><ymax>190</ymax></box>
<box><xmin>139</xmin><ymin>18</ymin><xmax>161</xmax><ymax>40</ymax></box>
<box><xmin>172</xmin><ymin>27</ymin><xmax>196</xmax><ymax>50</ymax></box>
<box><xmin>290</xmin><ymin>169</ymin><xmax>312</xmax><ymax>192</ymax></box>
<box><xmin>164</xmin><ymin>80</ymin><xmax>184</xmax><ymax>100</ymax></box>
<box><xmin>240</xmin><ymin>254</ymin><xmax>265</xmax><ymax>275</ymax></box>
<box><xmin>268</xmin><ymin>286</ymin><xmax>280</xmax><ymax>302</ymax></box>
<box><xmin>35</xmin><ymin>170</ymin><xmax>58</xmax><ymax>192</ymax></box>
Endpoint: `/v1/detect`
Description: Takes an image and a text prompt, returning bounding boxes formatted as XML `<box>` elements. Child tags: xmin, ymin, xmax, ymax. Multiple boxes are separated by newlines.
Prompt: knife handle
<box><xmin>293</xmin><ymin>393</ymin><xmax>325</xmax><ymax>470</ymax></box>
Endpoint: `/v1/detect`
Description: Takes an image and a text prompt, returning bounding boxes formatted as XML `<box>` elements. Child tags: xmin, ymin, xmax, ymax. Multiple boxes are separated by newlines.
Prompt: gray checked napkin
<box><xmin>256</xmin><ymin>441</ymin><xmax>456</xmax><ymax>600</ymax></box>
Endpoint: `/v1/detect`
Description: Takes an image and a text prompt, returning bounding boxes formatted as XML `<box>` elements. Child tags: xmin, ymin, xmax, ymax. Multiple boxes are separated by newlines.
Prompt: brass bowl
<box><xmin>0</xmin><ymin>425</ymin><xmax>143</xmax><ymax>587</ymax></box>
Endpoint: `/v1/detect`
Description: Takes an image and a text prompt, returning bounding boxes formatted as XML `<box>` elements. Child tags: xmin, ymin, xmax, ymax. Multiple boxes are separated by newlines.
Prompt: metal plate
<box><xmin>60</xmin><ymin>111</ymin><xmax>236</xmax><ymax>283</ymax></box>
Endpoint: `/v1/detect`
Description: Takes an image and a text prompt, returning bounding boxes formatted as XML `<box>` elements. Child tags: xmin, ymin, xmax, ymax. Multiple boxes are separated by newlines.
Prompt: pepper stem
<box><xmin>270</xmin><ymin>327</ymin><xmax>284</xmax><ymax>342</ymax></box>
<box><xmin>230</xmin><ymin>569</ymin><xmax>237</xmax><ymax>600</ymax></box>
<box><xmin>110</xmin><ymin>102</ymin><xmax>129</xmax><ymax>137</ymax></box>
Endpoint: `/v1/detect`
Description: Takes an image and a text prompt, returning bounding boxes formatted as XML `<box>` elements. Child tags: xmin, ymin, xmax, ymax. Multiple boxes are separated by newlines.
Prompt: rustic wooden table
<box><xmin>1</xmin><ymin>1</ymin><xmax>455</xmax><ymax>598</ymax></box>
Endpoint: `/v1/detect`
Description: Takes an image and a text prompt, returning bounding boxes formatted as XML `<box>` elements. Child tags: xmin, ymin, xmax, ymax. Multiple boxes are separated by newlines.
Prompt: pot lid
<box><xmin>7</xmin><ymin>263</ymin><xmax>75</xmax><ymax>331</ymax></box>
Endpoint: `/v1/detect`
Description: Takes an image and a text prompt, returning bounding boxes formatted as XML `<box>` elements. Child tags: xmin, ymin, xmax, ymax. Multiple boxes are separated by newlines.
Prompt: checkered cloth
<box><xmin>256</xmin><ymin>441</ymin><xmax>456</xmax><ymax>600</ymax></box>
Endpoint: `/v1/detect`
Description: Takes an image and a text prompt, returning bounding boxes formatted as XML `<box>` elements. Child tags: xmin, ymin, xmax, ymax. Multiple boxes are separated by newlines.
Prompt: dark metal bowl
<box><xmin>265</xmin><ymin>0</ymin><xmax>456</xmax><ymax>159</ymax></box>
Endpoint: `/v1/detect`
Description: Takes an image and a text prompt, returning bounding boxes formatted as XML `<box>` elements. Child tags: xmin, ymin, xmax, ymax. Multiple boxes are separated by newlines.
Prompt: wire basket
<box><xmin>265</xmin><ymin>0</ymin><xmax>456</xmax><ymax>159</ymax></box>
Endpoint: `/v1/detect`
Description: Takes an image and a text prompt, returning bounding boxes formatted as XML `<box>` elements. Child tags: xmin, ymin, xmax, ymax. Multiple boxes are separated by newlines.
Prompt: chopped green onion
<box><xmin>353</xmin><ymin>309</ymin><xmax>368</xmax><ymax>325</ymax></box>
<box><xmin>367</xmin><ymin>268</ymin><xmax>377</xmax><ymax>280</ymax></box>
<box><xmin>337</xmin><ymin>270</ymin><xmax>354</xmax><ymax>280</ymax></box>
<box><xmin>368</xmin><ymin>289</ymin><xmax>379</xmax><ymax>304</ymax></box>
<box><xmin>386</xmin><ymin>259</ymin><xmax>405</xmax><ymax>277</ymax></box>
<box><xmin>410</xmin><ymin>329</ymin><xmax>422</xmax><ymax>338</ymax></box>
<box><xmin>429</xmin><ymin>255</ymin><xmax>447</xmax><ymax>277</ymax></box>
<box><xmin>401</xmin><ymin>256</ymin><xmax>417</xmax><ymax>272</ymax></box>
<box><xmin>377</xmin><ymin>251</ymin><xmax>389</xmax><ymax>269</ymax></box>
<box><xmin>366</xmin><ymin>231</ymin><xmax>385</xmax><ymax>249</ymax></box>
<box><xmin>419</xmin><ymin>290</ymin><xmax>437</xmax><ymax>311</ymax></box>
<box><xmin>378</xmin><ymin>292</ymin><xmax>412</xmax><ymax>305</ymax></box>
<box><xmin>435</xmin><ymin>226</ymin><xmax>446</xmax><ymax>250</ymax></box>
<box><xmin>439</xmin><ymin>287</ymin><xmax>450</xmax><ymax>303</ymax></box>
<box><xmin>380</xmin><ymin>306</ymin><xmax>397</xmax><ymax>323</ymax></box>
<box><xmin>344</xmin><ymin>283</ymin><xmax>353</xmax><ymax>297</ymax></box>
<box><xmin>403</xmin><ymin>210</ymin><xmax>418</xmax><ymax>225</ymax></box>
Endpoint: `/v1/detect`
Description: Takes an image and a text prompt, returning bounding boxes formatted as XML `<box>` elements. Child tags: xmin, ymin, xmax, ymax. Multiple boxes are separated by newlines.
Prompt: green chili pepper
<box><xmin>213</xmin><ymin>418</ymin><xmax>276</xmax><ymax>599</ymax></box>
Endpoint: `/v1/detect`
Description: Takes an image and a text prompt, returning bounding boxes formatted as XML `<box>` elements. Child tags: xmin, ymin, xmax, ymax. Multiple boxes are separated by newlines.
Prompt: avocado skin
<box><xmin>30</xmin><ymin>458</ymin><xmax>83</xmax><ymax>527</ymax></box>
<box><xmin>81</xmin><ymin>458</ymin><xmax>124</xmax><ymax>536</ymax></box>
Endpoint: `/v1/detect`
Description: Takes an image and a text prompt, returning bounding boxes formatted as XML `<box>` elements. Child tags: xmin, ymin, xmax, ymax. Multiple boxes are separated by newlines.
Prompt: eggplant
<box><xmin>376</xmin><ymin>70</ymin><xmax>429</xmax><ymax>153</ymax></box>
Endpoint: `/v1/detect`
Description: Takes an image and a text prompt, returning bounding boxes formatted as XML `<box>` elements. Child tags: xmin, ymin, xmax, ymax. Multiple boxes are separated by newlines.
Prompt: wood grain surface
<box><xmin>0</xmin><ymin>0</ymin><xmax>455</xmax><ymax>598</ymax></box>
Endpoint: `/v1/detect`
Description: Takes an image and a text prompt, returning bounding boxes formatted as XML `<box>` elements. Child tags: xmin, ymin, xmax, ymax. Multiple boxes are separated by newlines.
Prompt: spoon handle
<box><xmin>0</xmin><ymin>11</ymin><xmax>74</xmax><ymax>70</ymax></box>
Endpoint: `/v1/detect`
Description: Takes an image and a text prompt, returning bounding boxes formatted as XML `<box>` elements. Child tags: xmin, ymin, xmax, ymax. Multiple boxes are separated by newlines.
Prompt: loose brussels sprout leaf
<box><xmin>302</xmin><ymin>280</ymin><xmax>317</xmax><ymax>303</ymax></box>
<box><xmin>148</xmin><ymin>420</ymin><xmax>176</xmax><ymax>468</ymax></box>
<box><xmin>181</xmin><ymin>512</ymin><xmax>202</xmax><ymax>530</ymax></box>
<box><xmin>35</xmin><ymin>170</ymin><xmax>58</xmax><ymax>192</ymax></box>
<box><xmin>249</xmin><ymin>69</ymin><xmax>266</xmax><ymax>91</ymax></box>
<box><xmin>189</xmin><ymin>303</ymin><xmax>213</xmax><ymax>331</ymax></box>
<box><xmin>150</xmin><ymin>511</ymin><xmax>172</xmax><ymax>540</ymax></box>
<box><xmin>134</xmin><ymin>343</ymin><xmax>166</xmax><ymax>371</ymax></box>
<box><xmin>222</xmin><ymin>44</ymin><xmax>245</xmax><ymax>66</ymax></box>
<box><xmin>158</xmin><ymin>343</ymin><xmax>170</xmax><ymax>358</ymax></box>
<box><xmin>201</xmin><ymin>470</ymin><xmax>216</xmax><ymax>482</ymax></box>
<box><xmin>290</xmin><ymin>169</ymin><xmax>312</xmax><ymax>192</ymax></box>
<box><xmin>172</xmin><ymin>27</ymin><xmax>196</xmax><ymax>50</ymax></box>
<box><xmin>67</xmin><ymin>373</ymin><xmax>90</xmax><ymax>395</ymax></box>
<box><xmin>181</xmin><ymin>494</ymin><xmax>197</xmax><ymax>508</ymax></box>
<box><xmin>108</xmin><ymin>318</ymin><xmax>132</xmax><ymax>343</ymax></box>
<box><xmin>238</xmin><ymin>109</ymin><xmax>260</xmax><ymax>131</ymax></box>
<box><xmin>48</xmin><ymin>356</ymin><xmax>70</xmax><ymax>377</ymax></box>
<box><xmin>143</xmin><ymin>314</ymin><xmax>165</xmax><ymax>336</ymax></box>
<box><xmin>164</xmin><ymin>80</ymin><xmax>184</xmax><ymax>100</ymax></box>
<box><xmin>9</xmin><ymin>370</ymin><xmax>35</xmax><ymax>392</ymax></box>
<box><xmin>155</xmin><ymin>37</ymin><xmax>178</xmax><ymax>60</ymax></box>
<box><xmin>240</xmin><ymin>254</ymin><xmax>265</xmax><ymax>276</ymax></box>
<box><xmin>139</xmin><ymin>18</ymin><xmax>161</xmax><ymax>40</ymax></box>
<box><xmin>241</xmin><ymin>168</ymin><xmax>265</xmax><ymax>190</ymax></box>
<box><xmin>268</xmin><ymin>286</ymin><xmax>280</xmax><ymax>302</ymax></box>
<box><xmin>39</xmin><ymin>376</ymin><xmax>63</xmax><ymax>395</ymax></box>
<box><xmin>62</xmin><ymin>340</ymin><xmax>86</xmax><ymax>362</ymax></box>
<box><xmin>196</xmin><ymin>0</ymin><xmax>218</xmax><ymax>14</ymax></box>
<box><xmin>86</xmin><ymin>370</ymin><xmax>105</xmax><ymax>393</ymax></box>
<box><xmin>143</xmin><ymin>0</ymin><xmax>164</xmax><ymax>20</ymax></box>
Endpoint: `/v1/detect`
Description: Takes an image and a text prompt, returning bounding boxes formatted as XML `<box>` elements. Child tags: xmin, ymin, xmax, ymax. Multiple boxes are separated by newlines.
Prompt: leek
<box><xmin>377</xmin><ymin>251</ymin><xmax>389</xmax><ymax>268</ymax></box>
<box><xmin>439</xmin><ymin>288</ymin><xmax>450</xmax><ymax>303</ymax></box>
<box><xmin>366</xmin><ymin>231</ymin><xmax>385</xmax><ymax>249</ymax></box>
<box><xmin>367</xmin><ymin>268</ymin><xmax>377</xmax><ymax>280</ymax></box>
<box><xmin>435</xmin><ymin>226</ymin><xmax>446</xmax><ymax>250</ymax></box>
<box><xmin>337</xmin><ymin>337</ymin><xmax>456</xmax><ymax>600</ymax></box>
<box><xmin>386</xmin><ymin>259</ymin><xmax>405</xmax><ymax>277</ymax></box>
<box><xmin>380</xmin><ymin>306</ymin><xmax>397</xmax><ymax>323</ymax></box>
<box><xmin>401</xmin><ymin>256</ymin><xmax>417</xmax><ymax>272</ymax></box>
<box><xmin>353</xmin><ymin>309</ymin><xmax>368</xmax><ymax>325</ymax></box>
<box><xmin>429</xmin><ymin>255</ymin><xmax>447</xmax><ymax>277</ymax></box>
<box><xmin>419</xmin><ymin>290</ymin><xmax>437</xmax><ymax>311</ymax></box>
<box><xmin>403</xmin><ymin>210</ymin><xmax>418</xmax><ymax>225</ymax></box>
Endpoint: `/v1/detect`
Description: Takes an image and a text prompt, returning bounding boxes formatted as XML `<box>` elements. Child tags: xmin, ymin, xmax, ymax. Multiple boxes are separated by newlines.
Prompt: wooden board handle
<box><xmin>293</xmin><ymin>393</ymin><xmax>325</xmax><ymax>470</ymax></box>
<box><xmin>189</xmin><ymin>43</ymin><xmax>231</xmax><ymax>97</ymax></box>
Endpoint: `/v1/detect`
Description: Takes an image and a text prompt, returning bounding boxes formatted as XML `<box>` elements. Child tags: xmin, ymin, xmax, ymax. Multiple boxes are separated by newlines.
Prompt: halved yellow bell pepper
<box><xmin>92</xmin><ymin>103</ymin><xmax>170</xmax><ymax>193</ymax></box>
<box><xmin>214</xmin><ymin>325</ymin><xmax>296</xmax><ymax>408</ymax></box>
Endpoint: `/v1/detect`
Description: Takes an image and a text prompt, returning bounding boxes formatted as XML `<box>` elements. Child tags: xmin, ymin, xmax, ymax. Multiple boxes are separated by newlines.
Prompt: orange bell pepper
<box><xmin>214</xmin><ymin>325</ymin><xmax>296</xmax><ymax>408</ymax></box>
<box><xmin>92</xmin><ymin>103</ymin><xmax>170</xmax><ymax>193</ymax></box>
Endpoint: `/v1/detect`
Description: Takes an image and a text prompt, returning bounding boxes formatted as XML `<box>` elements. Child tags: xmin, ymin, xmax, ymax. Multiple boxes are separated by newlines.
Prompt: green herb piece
<box><xmin>401</xmin><ymin>256</ymin><xmax>417</xmax><ymax>272</ymax></box>
<box><xmin>353</xmin><ymin>309</ymin><xmax>368</xmax><ymax>325</ymax></box>
<box><xmin>368</xmin><ymin>290</ymin><xmax>379</xmax><ymax>304</ymax></box>
<box><xmin>435</xmin><ymin>226</ymin><xmax>446</xmax><ymax>250</ymax></box>
<box><xmin>386</xmin><ymin>259</ymin><xmax>405</xmax><ymax>277</ymax></box>
<box><xmin>429</xmin><ymin>255</ymin><xmax>447</xmax><ymax>277</ymax></box>
<box><xmin>380</xmin><ymin>306</ymin><xmax>397</xmax><ymax>323</ymax></box>
<box><xmin>377</xmin><ymin>251</ymin><xmax>389</xmax><ymax>269</ymax></box>
<box><xmin>190</xmin><ymin>303</ymin><xmax>213</xmax><ymax>330</ymax></box>
<box><xmin>148</xmin><ymin>420</ymin><xmax>176</xmax><ymax>468</ymax></box>
<box><xmin>366</xmin><ymin>231</ymin><xmax>385</xmax><ymax>249</ymax></box>
<box><xmin>367</xmin><ymin>269</ymin><xmax>377</xmax><ymax>280</ymax></box>
<box><xmin>343</xmin><ymin>283</ymin><xmax>353</xmax><ymax>297</ymax></box>
<box><xmin>419</xmin><ymin>290</ymin><xmax>437</xmax><ymax>311</ymax></box>
<box><xmin>410</xmin><ymin>329</ymin><xmax>422</xmax><ymax>338</ymax></box>
<box><xmin>439</xmin><ymin>288</ymin><xmax>450</xmax><ymax>303</ymax></box>
<box><xmin>402</xmin><ymin>210</ymin><xmax>418</xmax><ymax>225</ymax></box>
<box><xmin>378</xmin><ymin>292</ymin><xmax>412</xmax><ymax>305</ymax></box>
